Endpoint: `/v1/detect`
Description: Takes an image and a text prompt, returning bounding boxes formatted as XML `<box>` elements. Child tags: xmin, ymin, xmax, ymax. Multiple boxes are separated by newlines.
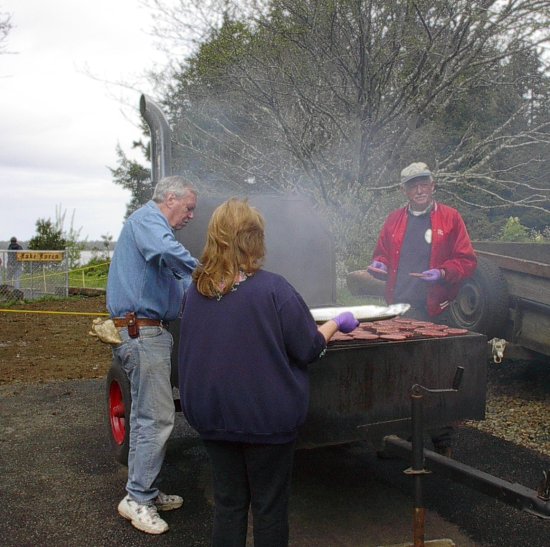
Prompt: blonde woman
<box><xmin>178</xmin><ymin>198</ymin><xmax>357</xmax><ymax>547</ymax></box>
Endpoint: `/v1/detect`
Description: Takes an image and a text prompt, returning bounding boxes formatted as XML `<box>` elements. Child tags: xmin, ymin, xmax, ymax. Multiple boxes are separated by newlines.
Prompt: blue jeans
<box><xmin>112</xmin><ymin>326</ymin><xmax>175</xmax><ymax>504</ymax></box>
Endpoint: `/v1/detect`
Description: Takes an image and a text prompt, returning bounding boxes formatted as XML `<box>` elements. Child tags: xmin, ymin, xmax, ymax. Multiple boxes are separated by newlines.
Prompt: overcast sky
<box><xmin>0</xmin><ymin>0</ymin><xmax>168</xmax><ymax>243</ymax></box>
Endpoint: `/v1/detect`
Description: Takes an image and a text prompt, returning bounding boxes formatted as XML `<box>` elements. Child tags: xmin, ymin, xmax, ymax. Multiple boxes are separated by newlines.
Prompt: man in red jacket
<box><xmin>369</xmin><ymin>162</ymin><xmax>477</xmax><ymax>320</ymax></box>
<box><xmin>368</xmin><ymin>162</ymin><xmax>477</xmax><ymax>456</ymax></box>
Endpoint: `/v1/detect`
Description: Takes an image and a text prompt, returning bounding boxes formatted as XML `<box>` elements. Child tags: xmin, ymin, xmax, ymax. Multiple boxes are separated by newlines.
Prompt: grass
<box><xmin>68</xmin><ymin>261</ymin><xmax>109</xmax><ymax>290</ymax></box>
<box><xmin>69</xmin><ymin>270</ymin><xmax>108</xmax><ymax>290</ymax></box>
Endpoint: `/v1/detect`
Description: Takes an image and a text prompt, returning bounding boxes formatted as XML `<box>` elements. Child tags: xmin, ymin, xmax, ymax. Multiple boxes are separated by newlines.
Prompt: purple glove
<box><xmin>419</xmin><ymin>268</ymin><xmax>443</xmax><ymax>282</ymax></box>
<box><xmin>333</xmin><ymin>311</ymin><xmax>360</xmax><ymax>333</ymax></box>
<box><xmin>369</xmin><ymin>260</ymin><xmax>387</xmax><ymax>272</ymax></box>
<box><xmin>367</xmin><ymin>261</ymin><xmax>388</xmax><ymax>280</ymax></box>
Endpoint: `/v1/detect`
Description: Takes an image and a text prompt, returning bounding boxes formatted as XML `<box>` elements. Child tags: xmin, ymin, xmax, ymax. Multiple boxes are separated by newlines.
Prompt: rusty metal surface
<box><xmin>474</xmin><ymin>242</ymin><xmax>550</xmax><ymax>264</ymax></box>
<box><xmin>475</xmin><ymin>250</ymin><xmax>550</xmax><ymax>279</ymax></box>
<box><xmin>473</xmin><ymin>243</ymin><xmax>550</xmax><ymax>357</ymax></box>
<box><xmin>298</xmin><ymin>332</ymin><xmax>487</xmax><ymax>448</ymax></box>
<box><xmin>510</xmin><ymin>299</ymin><xmax>550</xmax><ymax>356</ymax></box>
<box><xmin>1</xmin><ymin>378</ymin><xmax>494</xmax><ymax>547</ymax></box>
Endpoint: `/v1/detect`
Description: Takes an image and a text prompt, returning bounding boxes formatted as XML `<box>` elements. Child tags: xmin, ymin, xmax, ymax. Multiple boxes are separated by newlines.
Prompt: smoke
<box><xmin>176</xmin><ymin>193</ymin><xmax>337</xmax><ymax>307</ymax></box>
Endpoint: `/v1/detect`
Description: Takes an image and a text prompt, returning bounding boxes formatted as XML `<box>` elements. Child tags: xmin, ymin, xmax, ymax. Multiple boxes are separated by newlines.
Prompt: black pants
<box><xmin>429</xmin><ymin>424</ymin><xmax>454</xmax><ymax>450</ymax></box>
<box><xmin>203</xmin><ymin>439</ymin><xmax>296</xmax><ymax>547</ymax></box>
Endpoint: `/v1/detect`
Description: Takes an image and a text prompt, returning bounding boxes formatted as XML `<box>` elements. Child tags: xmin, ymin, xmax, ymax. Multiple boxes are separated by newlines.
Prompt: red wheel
<box><xmin>109</xmin><ymin>380</ymin><xmax>126</xmax><ymax>445</ymax></box>
<box><xmin>106</xmin><ymin>359</ymin><xmax>131</xmax><ymax>465</ymax></box>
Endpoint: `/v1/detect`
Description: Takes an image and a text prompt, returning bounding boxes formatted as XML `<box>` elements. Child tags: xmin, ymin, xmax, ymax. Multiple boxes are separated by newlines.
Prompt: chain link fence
<box><xmin>0</xmin><ymin>250</ymin><xmax>69</xmax><ymax>301</ymax></box>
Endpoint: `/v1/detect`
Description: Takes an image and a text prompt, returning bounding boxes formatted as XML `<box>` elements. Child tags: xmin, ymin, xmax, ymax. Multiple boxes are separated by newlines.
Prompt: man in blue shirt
<box><xmin>107</xmin><ymin>175</ymin><xmax>199</xmax><ymax>535</ymax></box>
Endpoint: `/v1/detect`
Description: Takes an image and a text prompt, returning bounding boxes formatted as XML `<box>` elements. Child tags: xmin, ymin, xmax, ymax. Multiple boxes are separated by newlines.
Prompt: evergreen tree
<box><xmin>28</xmin><ymin>219</ymin><xmax>67</xmax><ymax>250</ymax></box>
<box><xmin>109</xmin><ymin>144</ymin><xmax>152</xmax><ymax>219</ymax></box>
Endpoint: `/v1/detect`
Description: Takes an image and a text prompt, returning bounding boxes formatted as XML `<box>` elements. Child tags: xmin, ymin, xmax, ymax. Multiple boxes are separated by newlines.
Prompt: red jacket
<box><xmin>372</xmin><ymin>202</ymin><xmax>477</xmax><ymax>316</ymax></box>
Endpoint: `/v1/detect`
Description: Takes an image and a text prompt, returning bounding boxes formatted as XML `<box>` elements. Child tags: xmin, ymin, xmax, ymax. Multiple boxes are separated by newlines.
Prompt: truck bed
<box><xmin>474</xmin><ymin>242</ymin><xmax>550</xmax><ymax>357</ymax></box>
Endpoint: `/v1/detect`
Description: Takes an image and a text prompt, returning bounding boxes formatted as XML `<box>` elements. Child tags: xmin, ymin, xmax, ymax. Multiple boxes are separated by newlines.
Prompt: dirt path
<box><xmin>0</xmin><ymin>295</ymin><xmax>111</xmax><ymax>384</ymax></box>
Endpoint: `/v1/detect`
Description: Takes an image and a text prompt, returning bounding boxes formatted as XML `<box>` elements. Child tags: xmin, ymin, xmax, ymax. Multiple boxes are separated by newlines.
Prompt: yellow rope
<box><xmin>0</xmin><ymin>308</ymin><xmax>109</xmax><ymax>317</ymax></box>
<box><xmin>69</xmin><ymin>260</ymin><xmax>110</xmax><ymax>274</ymax></box>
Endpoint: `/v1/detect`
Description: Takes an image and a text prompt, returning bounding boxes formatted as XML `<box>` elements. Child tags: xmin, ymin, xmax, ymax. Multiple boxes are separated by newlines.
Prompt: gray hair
<box><xmin>152</xmin><ymin>175</ymin><xmax>197</xmax><ymax>203</ymax></box>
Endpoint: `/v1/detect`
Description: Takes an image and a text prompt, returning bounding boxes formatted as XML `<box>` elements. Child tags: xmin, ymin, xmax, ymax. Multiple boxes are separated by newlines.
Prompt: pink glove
<box><xmin>420</xmin><ymin>268</ymin><xmax>443</xmax><ymax>282</ymax></box>
<box><xmin>333</xmin><ymin>311</ymin><xmax>360</xmax><ymax>333</ymax></box>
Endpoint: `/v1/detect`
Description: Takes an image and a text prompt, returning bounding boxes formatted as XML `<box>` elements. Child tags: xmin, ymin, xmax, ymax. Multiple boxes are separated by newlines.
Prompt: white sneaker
<box><xmin>154</xmin><ymin>491</ymin><xmax>184</xmax><ymax>511</ymax></box>
<box><xmin>118</xmin><ymin>495</ymin><xmax>169</xmax><ymax>535</ymax></box>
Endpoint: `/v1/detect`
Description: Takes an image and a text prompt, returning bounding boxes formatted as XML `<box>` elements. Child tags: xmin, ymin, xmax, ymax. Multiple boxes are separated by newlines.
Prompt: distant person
<box><xmin>366</xmin><ymin>162</ymin><xmax>477</xmax><ymax>456</ymax></box>
<box><xmin>178</xmin><ymin>198</ymin><xmax>359</xmax><ymax>547</ymax></box>
<box><xmin>107</xmin><ymin>175</ymin><xmax>200</xmax><ymax>535</ymax></box>
<box><xmin>7</xmin><ymin>236</ymin><xmax>23</xmax><ymax>289</ymax></box>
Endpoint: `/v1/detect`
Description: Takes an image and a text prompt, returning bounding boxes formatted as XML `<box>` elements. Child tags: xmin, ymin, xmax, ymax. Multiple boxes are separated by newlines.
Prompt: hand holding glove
<box><xmin>367</xmin><ymin>260</ymin><xmax>388</xmax><ymax>280</ymax></box>
<box><xmin>333</xmin><ymin>311</ymin><xmax>360</xmax><ymax>333</ymax></box>
<box><xmin>419</xmin><ymin>268</ymin><xmax>444</xmax><ymax>282</ymax></box>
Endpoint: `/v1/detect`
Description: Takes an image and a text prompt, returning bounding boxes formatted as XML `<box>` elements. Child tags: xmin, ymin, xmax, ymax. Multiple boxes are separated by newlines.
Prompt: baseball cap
<box><xmin>400</xmin><ymin>162</ymin><xmax>432</xmax><ymax>185</ymax></box>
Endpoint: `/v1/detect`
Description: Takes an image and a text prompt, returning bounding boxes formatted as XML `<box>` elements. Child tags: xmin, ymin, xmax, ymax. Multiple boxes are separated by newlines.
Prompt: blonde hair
<box><xmin>194</xmin><ymin>198</ymin><xmax>265</xmax><ymax>298</ymax></box>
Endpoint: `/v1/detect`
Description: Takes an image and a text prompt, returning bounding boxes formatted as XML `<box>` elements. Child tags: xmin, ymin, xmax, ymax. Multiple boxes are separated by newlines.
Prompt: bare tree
<box><xmin>0</xmin><ymin>9</ymin><xmax>12</xmax><ymax>54</ymax></box>
<box><xmin>143</xmin><ymin>0</ymin><xmax>550</xmax><ymax>262</ymax></box>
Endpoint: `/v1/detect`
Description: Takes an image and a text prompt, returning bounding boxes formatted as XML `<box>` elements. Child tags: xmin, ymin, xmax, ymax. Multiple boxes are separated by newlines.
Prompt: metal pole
<box><xmin>139</xmin><ymin>94</ymin><xmax>172</xmax><ymax>186</ymax></box>
<box><xmin>411</xmin><ymin>387</ymin><xmax>425</xmax><ymax>547</ymax></box>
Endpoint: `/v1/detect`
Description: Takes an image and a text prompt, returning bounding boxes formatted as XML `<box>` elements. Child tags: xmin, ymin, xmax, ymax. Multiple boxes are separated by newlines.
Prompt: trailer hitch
<box><xmin>383</xmin><ymin>436</ymin><xmax>550</xmax><ymax>520</ymax></box>
<box><xmin>381</xmin><ymin>365</ymin><xmax>550</xmax><ymax>547</ymax></box>
<box><xmin>400</xmin><ymin>367</ymin><xmax>465</xmax><ymax>546</ymax></box>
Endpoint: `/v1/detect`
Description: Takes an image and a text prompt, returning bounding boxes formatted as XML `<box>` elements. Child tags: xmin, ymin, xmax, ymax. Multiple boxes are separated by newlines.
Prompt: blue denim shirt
<box><xmin>107</xmin><ymin>201</ymin><xmax>199</xmax><ymax>321</ymax></box>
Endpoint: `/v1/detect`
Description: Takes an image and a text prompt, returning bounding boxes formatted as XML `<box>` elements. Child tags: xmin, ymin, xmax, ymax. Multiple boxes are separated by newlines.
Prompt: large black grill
<box><xmin>173</xmin><ymin>194</ymin><xmax>487</xmax><ymax>449</ymax></box>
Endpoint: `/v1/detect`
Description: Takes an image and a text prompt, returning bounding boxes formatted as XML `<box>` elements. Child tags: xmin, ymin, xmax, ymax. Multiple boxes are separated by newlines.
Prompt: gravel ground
<box><xmin>465</xmin><ymin>358</ymin><xmax>550</xmax><ymax>458</ymax></box>
<box><xmin>5</xmin><ymin>378</ymin><xmax>549</xmax><ymax>547</ymax></box>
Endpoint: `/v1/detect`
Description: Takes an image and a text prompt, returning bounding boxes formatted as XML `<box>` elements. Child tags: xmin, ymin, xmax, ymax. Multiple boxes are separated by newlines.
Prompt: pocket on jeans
<box><xmin>114</xmin><ymin>342</ymin><xmax>139</xmax><ymax>374</ymax></box>
<box><xmin>139</xmin><ymin>326</ymin><xmax>165</xmax><ymax>339</ymax></box>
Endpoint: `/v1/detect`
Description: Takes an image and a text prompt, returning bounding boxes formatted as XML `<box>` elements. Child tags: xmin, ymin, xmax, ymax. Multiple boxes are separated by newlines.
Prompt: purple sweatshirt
<box><xmin>178</xmin><ymin>269</ymin><xmax>326</xmax><ymax>444</ymax></box>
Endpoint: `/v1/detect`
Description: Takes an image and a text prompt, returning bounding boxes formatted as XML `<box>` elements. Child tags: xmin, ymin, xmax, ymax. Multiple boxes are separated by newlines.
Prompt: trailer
<box><xmin>455</xmin><ymin>242</ymin><xmax>550</xmax><ymax>361</ymax></box>
<box><xmin>347</xmin><ymin>239</ymin><xmax>550</xmax><ymax>362</ymax></box>
<box><xmin>105</xmin><ymin>96</ymin><xmax>550</xmax><ymax>533</ymax></box>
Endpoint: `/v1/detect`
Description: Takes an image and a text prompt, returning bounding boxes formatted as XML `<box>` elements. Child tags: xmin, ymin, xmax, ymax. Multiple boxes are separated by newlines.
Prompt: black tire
<box><xmin>448</xmin><ymin>255</ymin><xmax>509</xmax><ymax>338</ymax></box>
<box><xmin>106</xmin><ymin>358</ymin><xmax>131</xmax><ymax>465</ymax></box>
